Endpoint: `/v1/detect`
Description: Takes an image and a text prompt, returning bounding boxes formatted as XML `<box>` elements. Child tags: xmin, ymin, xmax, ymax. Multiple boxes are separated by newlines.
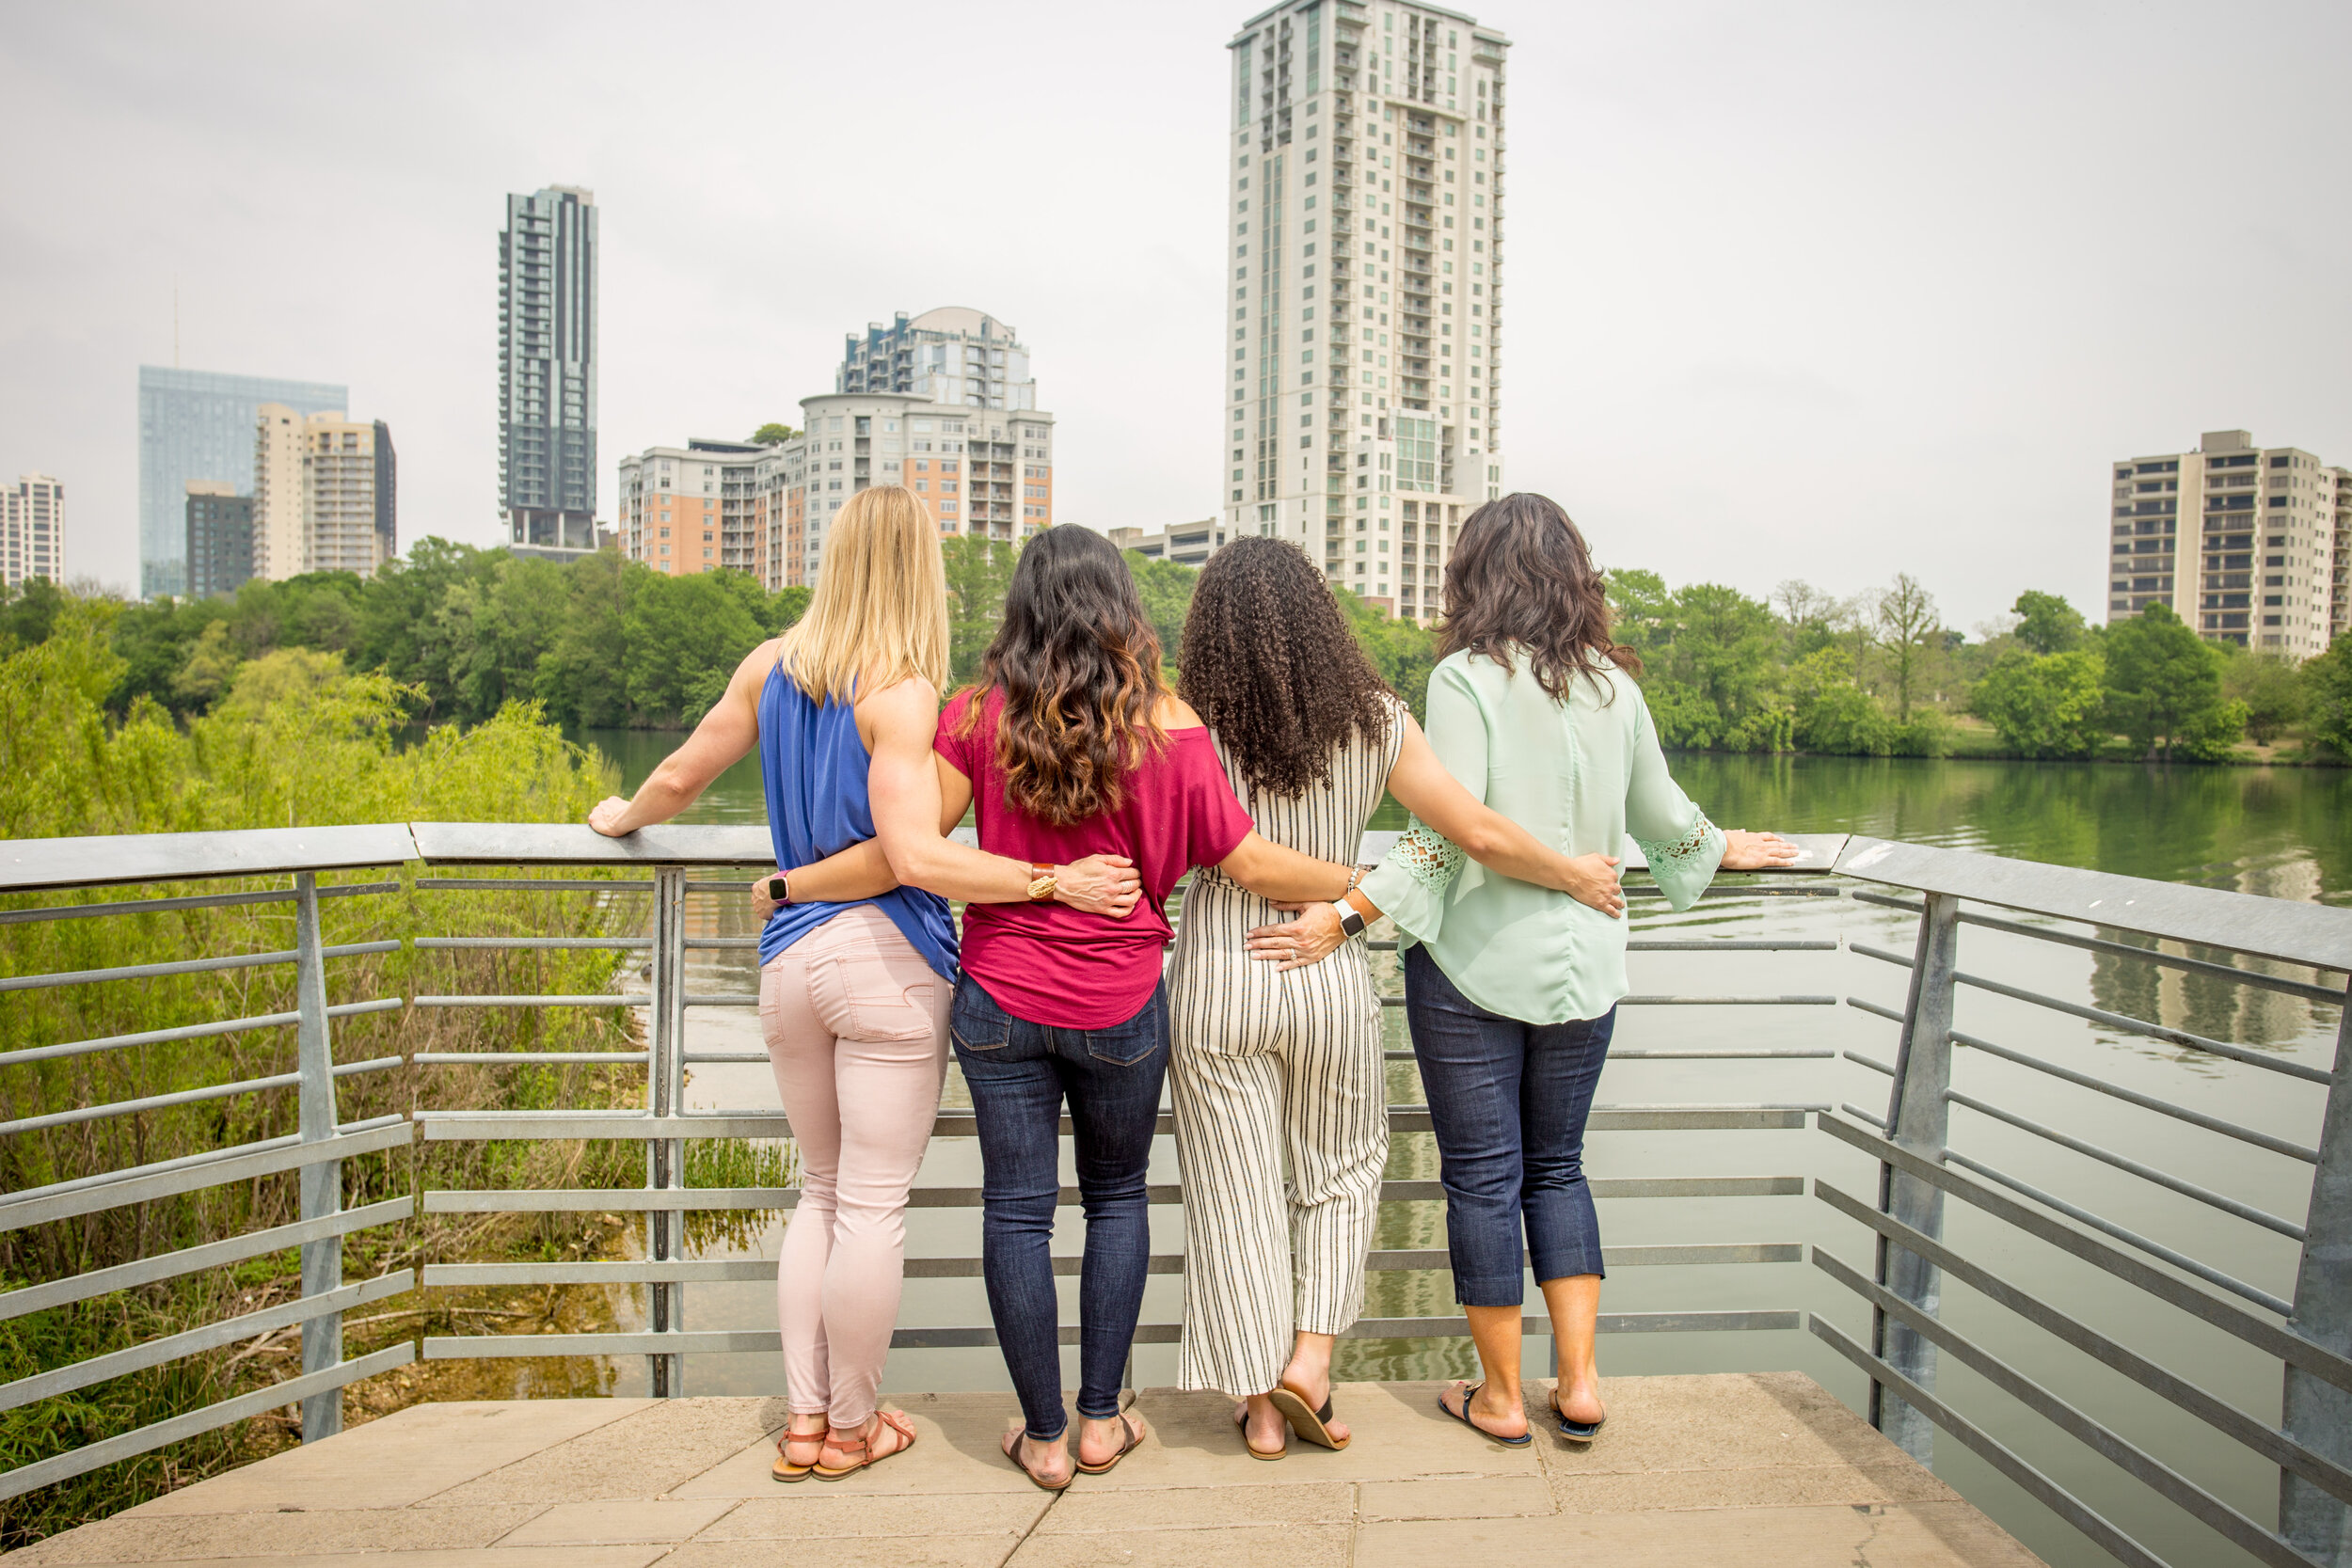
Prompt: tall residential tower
<box><xmin>500</xmin><ymin>186</ymin><xmax>598</xmax><ymax>556</ymax></box>
<box><xmin>1225</xmin><ymin>1</ymin><xmax>1508</xmax><ymax>623</ymax></box>
<box><xmin>3</xmin><ymin>475</ymin><xmax>65</xmax><ymax>590</ymax></box>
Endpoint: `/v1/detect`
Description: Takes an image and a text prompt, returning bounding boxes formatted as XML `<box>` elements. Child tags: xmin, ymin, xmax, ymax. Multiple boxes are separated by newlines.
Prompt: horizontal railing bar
<box><xmin>1380</xmin><ymin>994</ymin><xmax>1839</xmax><ymax>1008</ymax></box>
<box><xmin>412</xmin><ymin>995</ymin><xmax>646</xmax><ymax>1007</ymax></box>
<box><xmin>1625</xmin><ymin>940</ymin><xmax>1842</xmax><ymax>951</ymax></box>
<box><xmin>1816</xmin><ymin>1115</ymin><xmax>2349</xmax><ymax>1390</ymax></box>
<box><xmin>1844</xmin><ymin>1052</ymin><xmax>1894</xmax><ymax>1076</ymax></box>
<box><xmin>683</xmin><ymin>880</ymin><xmax>756</xmax><ymax>892</ymax></box>
<box><xmin>684</xmin><ymin>993</ymin><xmax>760</xmax><ymax>1006</ymax></box>
<box><xmin>0</xmin><ymin>1053</ymin><xmax>402</xmax><ymax>1139</ymax></box>
<box><xmin>682</xmin><ymin>1053</ymin><xmax>771</xmax><ymax>1065</ymax></box>
<box><xmin>413</xmin><ymin>1053</ymin><xmax>650</xmax><ymax>1066</ymax></box>
<box><xmin>422</xmin><ymin>1243</ymin><xmax>1801</xmax><ymax>1291</ymax></box>
<box><xmin>0</xmin><ymin>888</ymin><xmax>296</xmax><ymax>925</ymax></box>
<box><xmin>1949</xmin><ymin>1090</ymin><xmax>2309</xmax><ymax>1240</ymax></box>
<box><xmin>0</xmin><ymin>947</ymin><xmax>299</xmax><ymax>992</ymax></box>
<box><xmin>1624</xmin><ymin>885</ymin><xmax>1844</xmax><ymax>899</ymax></box>
<box><xmin>0</xmin><ymin>1197</ymin><xmax>414</xmax><ymax>1323</ymax></box>
<box><xmin>421</xmin><ymin>1309</ymin><xmax>1803</xmax><ymax>1361</ymax></box>
<box><xmin>1954</xmin><ymin>907</ymin><xmax>2350</xmax><ymax>1006</ymax></box>
<box><xmin>413</xmin><ymin>878</ymin><xmax>655</xmax><ymax>891</ymax></box>
<box><xmin>683</xmin><ymin>937</ymin><xmax>760</xmax><ymax>950</ymax></box>
<box><xmin>413</xmin><ymin>937</ymin><xmax>652</xmax><ymax>951</ymax></box>
<box><xmin>1813</xmin><ymin>1246</ymin><xmax>2314</xmax><ymax>1568</ymax></box>
<box><xmin>0</xmin><ymin>1121</ymin><xmax>415</xmax><ymax>1233</ymax></box>
<box><xmin>1952</xmin><ymin>968</ymin><xmax>2332</xmax><ymax>1085</ymax></box>
<box><xmin>1850</xmin><ymin>890</ymin><xmax>1926</xmax><ymax>914</ymax></box>
<box><xmin>1841</xmin><ymin>1102</ymin><xmax>1889</xmax><ymax>1129</ymax></box>
<box><xmin>1383</xmin><ymin>1048</ymin><xmax>1836</xmax><ymax>1061</ymax></box>
<box><xmin>1944</xmin><ymin>1148</ymin><xmax>2294</xmax><ymax>1315</ymax></box>
<box><xmin>0</xmin><ymin>1342</ymin><xmax>414</xmax><ymax>1504</ymax></box>
<box><xmin>415</xmin><ymin>1107</ymin><xmax>1815</xmax><ymax>1141</ymax></box>
<box><xmin>1851</xmin><ymin>942</ymin><xmax>1914</xmax><ymax>970</ymax></box>
<box><xmin>1845</xmin><ymin>996</ymin><xmax>1905</xmax><ymax>1024</ymax></box>
<box><xmin>1812</xmin><ymin>1180</ymin><xmax>2352</xmax><ymax>1510</ymax></box>
<box><xmin>1810</xmin><ymin>1316</ymin><xmax>2167</xmax><ymax>1568</ymax></box>
<box><xmin>0</xmin><ymin>1272</ymin><xmax>413</xmax><ymax>1416</ymax></box>
<box><xmin>1948</xmin><ymin>1027</ymin><xmax>2318</xmax><ymax>1164</ymax></box>
<box><xmin>0</xmin><ymin>995</ymin><xmax>401</xmax><ymax>1073</ymax></box>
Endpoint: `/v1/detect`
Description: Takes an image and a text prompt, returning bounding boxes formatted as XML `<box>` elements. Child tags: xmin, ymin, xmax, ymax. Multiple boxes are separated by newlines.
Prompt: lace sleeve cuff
<box><xmin>1359</xmin><ymin>819</ymin><xmax>1464</xmax><ymax>944</ymax></box>
<box><xmin>1630</xmin><ymin>812</ymin><xmax>1726</xmax><ymax>911</ymax></box>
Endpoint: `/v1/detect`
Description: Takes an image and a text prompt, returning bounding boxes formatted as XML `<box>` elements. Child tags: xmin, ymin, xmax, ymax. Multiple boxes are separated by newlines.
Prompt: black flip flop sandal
<box><xmin>1438</xmin><ymin>1381</ymin><xmax>1532</xmax><ymax>1447</ymax></box>
<box><xmin>1551</xmin><ymin>1388</ymin><xmax>1607</xmax><ymax>1441</ymax></box>
<box><xmin>1269</xmin><ymin>1382</ymin><xmax>1351</xmax><ymax>1451</ymax></box>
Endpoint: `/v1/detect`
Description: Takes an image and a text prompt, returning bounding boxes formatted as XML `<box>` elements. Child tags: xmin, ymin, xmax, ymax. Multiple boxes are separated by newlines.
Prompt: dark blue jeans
<box><xmin>1404</xmin><ymin>944</ymin><xmax>1614</xmax><ymax>1307</ymax></box>
<box><xmin>950</xmin><ymin>974</ymin><xmax>1168</xmax><ymax>1442</ymax></box>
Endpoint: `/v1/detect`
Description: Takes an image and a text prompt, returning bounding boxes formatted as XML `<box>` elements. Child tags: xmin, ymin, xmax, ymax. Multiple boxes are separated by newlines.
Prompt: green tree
<box><xmin>2219</xmin><ymin>650</ymin><xmax>2304</xmax><ymax>745</ymax></box>
<box><xmin>1786</xmin><ymin>647</ymin><xmax>1893</xmax><ymax>755</ymax></box>
<box><xmin>2101</xmin><ymin>602</ymin><xmax>2240</xmax><ymax>761</ymax></box>
<box><xmin>2302</xmin><ymin>634</ymin><xmax>2352</xmax><ymax>763</ymax></box>
<box><xmin>1971</xmin><ymin>648</ymin><xmax>2106</xmax><ymax>758</ymax></box>
<box><xmin>1124</xmin><ymin>551</ymin><xmax>1200</xmax><ymax>671</ymax></box>
<box><xmin>1871</xmin><ymin>573</ymin><xmax>1941</xmax><ymax>724</ymax></box>
<box><xmin>623</xmin><ymin>569</ymin><xmax>769</xmax><ymax>725</ymax></box>
<box><xmin>1772</xmin><ymin>579</ymin><xmax>1846</xmax><ymax>659</ymax></box>
<box><xmin>750</xmin><ymin>422</ymin><xmax>800</xmax><ymax>445</ymax></box>
<box><xmin>534</xmin><ymin>549</ymin><xmax>634</xmax><ymax>726</ymax></box>
<box><xmin>1336</xmin><ymin>591</ymin><xmax>1438</xmax><ymax>721</ymax></box>
<box><xmin>942</xmin><ymin>535</ymin><xmax>1020</xmax><ymax>685</ymax></box>
<box><xmin>0</xmin><ymin>578</ymin><xmax>66</xmax><ymax>649</ymax></box>
<box><xmin>2011</xmin><ymin>590</ymin><xmax>2087</xmax><ymax>656</ymax></box>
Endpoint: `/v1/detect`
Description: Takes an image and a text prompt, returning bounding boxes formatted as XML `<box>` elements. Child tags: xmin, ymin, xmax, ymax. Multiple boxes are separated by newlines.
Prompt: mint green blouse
<box><xmin>1358</xmin><ymin>648</ymin><xmax>1726</xmax><ymax>1025</ymax></box>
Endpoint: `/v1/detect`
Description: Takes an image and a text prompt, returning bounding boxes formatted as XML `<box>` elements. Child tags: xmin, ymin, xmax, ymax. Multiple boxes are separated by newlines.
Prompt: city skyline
<box><xmin>4</xmin><ymin>1</ymin><xmax>2349</xmax><ymax>629</ymax></box>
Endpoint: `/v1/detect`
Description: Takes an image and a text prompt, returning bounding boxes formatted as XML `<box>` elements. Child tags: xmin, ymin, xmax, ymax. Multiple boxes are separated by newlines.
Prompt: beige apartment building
<box><xmin>2107</xmin><ymin>429</ymin><xmax>2344</xmax><ymax>658</ymax></box>
<box><xmin>620</xmin><ymin>396</ymin><xmax>1055</xmax><ymax>591</ymax></box>
<box><xmin>252</xmin><ymin>405</ymin><xmax>396</xmax><ymax>581</ymax></box>
<box><xmin>1224</xmin><ymin>0</ymin><xmax>1509</xmax><ymax>623</ymax></box>
<box><xmin>2</xmin><ymin>474</ymin><xmax>65</xmax><ymax>590</ymax></box>
<box><xmin>1109</xmin><ymin>520</ymin><xmax>1230</xmax><ymax>567</ymax></box>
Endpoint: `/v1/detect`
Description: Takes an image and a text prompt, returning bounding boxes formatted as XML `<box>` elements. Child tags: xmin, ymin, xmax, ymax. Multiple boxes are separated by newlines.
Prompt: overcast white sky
<box><xmin>4</xmin><ymin>0</ymin><xmax>2347</xmax><ymax>630</ymax></box>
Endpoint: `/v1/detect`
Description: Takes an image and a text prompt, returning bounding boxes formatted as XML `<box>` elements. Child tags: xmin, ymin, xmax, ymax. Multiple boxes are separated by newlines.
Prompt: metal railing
<box><xmin>1</xmin><ymin>822</ymin><xmax>2347</xmax><ymax>1568</ymax></box>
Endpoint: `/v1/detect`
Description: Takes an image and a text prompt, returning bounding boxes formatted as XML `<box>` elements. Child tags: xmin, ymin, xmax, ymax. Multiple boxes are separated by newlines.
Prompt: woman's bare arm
<box><xmin>1385</xmin><ymin>713</ymin><xmax>1625</xmax><ymax>917</ymax></box>
<box><xmin>588</xmin><ymin>641</ymin><xmax>772</xmax><ymax>835</ymax></box>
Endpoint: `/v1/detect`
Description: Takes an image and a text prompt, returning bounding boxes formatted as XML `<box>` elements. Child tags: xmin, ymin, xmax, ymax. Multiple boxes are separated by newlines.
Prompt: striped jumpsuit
<box><xmin>1166</xmin><ymin>699</ymin><xmax>1403</xmax><ymax>1398</ymax></box>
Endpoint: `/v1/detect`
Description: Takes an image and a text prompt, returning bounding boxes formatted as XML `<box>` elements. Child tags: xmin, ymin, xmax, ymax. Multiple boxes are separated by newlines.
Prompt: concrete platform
<box><xmin>5</xmin><ymin>1375</ymin><xmax>2044</xmax><ymax>1567</ymax></box>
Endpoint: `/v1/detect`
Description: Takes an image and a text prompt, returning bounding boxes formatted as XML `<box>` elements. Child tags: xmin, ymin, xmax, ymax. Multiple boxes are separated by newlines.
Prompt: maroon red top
<box><xmin>934</xmin><ymin>688</ymin><xmax>1256</xmax><ymax>1029</ymax></box>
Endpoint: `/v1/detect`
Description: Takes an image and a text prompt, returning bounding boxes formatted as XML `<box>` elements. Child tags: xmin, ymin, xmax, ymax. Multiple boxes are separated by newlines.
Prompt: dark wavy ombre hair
<box><xmin>1439</xmin><ymin>492</ymin><xmax>1641</xmax><ymax>700</ymax></box>
<box><xmin>1179</xmin><ymin>537</ymin><xmax>1395</xmax><ymax>800</ymax></box>
<box><xmin>964</xmin><ymin>526</ymin><xmax>1168</xmax><ymax>825</ymax></box>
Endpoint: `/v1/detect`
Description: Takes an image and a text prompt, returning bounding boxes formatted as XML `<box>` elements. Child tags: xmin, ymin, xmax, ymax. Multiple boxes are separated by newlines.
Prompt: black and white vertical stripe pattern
<box><xmin>1165</xmin><ymin>697</ymin><xmax>1404</xmax><ymax>1399</ymax></box>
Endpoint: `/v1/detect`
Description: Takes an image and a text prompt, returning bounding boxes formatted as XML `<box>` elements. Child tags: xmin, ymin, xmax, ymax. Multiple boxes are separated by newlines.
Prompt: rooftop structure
<box><xmin>839</xmin><ymin>307</ymin><xmax>1036</xmax><ymax>410</ymax></box>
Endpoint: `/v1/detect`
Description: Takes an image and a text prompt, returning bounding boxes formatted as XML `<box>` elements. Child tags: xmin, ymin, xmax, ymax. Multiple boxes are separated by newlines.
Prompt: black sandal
<box><xmin>1269</xmin><ymin>1381</ymin><xmax>1351</xmax><ymax>1451</ymax></box>
<box><xmin>1438</xmin><ymin>1381</ymin><xmax>1532</xmax><ymax>1447</ymax></box>
<box><xmin>1550</xmin><ymin>1387</ymin><xmax>1607</xmax><ymax>1441</ymax></box>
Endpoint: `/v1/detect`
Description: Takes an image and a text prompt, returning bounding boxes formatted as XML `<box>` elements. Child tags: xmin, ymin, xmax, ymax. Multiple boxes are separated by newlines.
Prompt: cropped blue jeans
<box><xmin>950</xmin><ymin>974</ymin><xmax>1168</xmax><ymax>1442</ymax></box>
<box><xmin>1404</xmin><ymin>944</ymin><xmax>1614</xmax><ymax>1307</ymax></box>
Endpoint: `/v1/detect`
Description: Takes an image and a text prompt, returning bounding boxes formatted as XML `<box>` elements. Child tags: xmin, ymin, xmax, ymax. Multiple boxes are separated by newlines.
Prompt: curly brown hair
<box><xmin>1178</xmin><ymin>537</ymin><xmax>1396</xmax><ymax>800</ymax></box>
<box><xmin>962</xmin><ymin>525</ymin><xmax>1168</xmax><ymax>826</ymax></box>
<box><xmin>1439</xmin><ymin>492</ymin><xmax>1641</xmax><ymax>700</ymax></box>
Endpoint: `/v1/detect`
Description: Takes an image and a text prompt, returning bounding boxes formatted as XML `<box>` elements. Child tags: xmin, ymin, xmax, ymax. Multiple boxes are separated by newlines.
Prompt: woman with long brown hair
<box><xmin>1165</xmin><ymin>537</ymin><xmax>1624</xmax><ymax>1459</ymax></box>
<box><xmin>1266</xmin><ymin>494</ymin><xmax>1794</xmax><ymax>1447</ymax></box>
<box><xmin>869</xmin><ymin>525</ymin><xmax>1361</xmax><ymax>1491</ymax></box>
<box><xmin>588</xmin><ymin>487</ymin><xmax>1139</xmax><ymax>1483</ymax></box>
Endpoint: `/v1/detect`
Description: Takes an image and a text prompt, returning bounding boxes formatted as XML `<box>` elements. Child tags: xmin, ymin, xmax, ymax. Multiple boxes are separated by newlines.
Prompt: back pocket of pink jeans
<box><xmin>828</xmin><ymin>953</ymin><xmax>939</xmax><ymax>1044</ymax></box>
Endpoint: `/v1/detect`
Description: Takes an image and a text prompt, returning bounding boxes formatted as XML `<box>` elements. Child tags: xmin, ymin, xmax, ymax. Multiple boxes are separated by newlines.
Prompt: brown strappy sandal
<box><xmin>1269</xmin><ymin>1379</ymin><xmax>1351</xmax><ymax>1451</ymax></box>
<box><xmin>812</xmin><ymin>1408</ymin><xmax>918</xmax><ymax>1481</ymax></box>
<box><xmin>1073</xmin><ymin>1409</ymin><xmax>1148</xmax><ymax>1475</ymax></box>
<box><xmin>772</xmin><ymin>1421</ymin><xmax>826</xmax><ymax>1482</ymax></box>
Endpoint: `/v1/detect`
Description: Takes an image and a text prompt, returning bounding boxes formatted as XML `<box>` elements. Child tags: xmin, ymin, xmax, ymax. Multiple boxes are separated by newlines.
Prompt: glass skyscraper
<box><xmin>138</xmin><ymin>366</ymin><xmax>346</xmax><ymax>598</ymax></box>
<box><xmin>500</xmin><ymin>186</ymin><xmax>598</xmax><ymax>555</ymax></box>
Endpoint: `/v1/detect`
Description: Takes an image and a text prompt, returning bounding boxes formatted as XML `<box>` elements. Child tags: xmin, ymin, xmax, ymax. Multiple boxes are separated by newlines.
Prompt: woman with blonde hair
<box><xmin>589</xmin><ymin>486</ymin><xmax>1140</xmax><ymax>1481</ymax></box>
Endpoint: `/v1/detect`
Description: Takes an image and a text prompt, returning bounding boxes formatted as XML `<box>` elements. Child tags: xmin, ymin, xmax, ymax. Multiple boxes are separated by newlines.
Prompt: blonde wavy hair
<box><xmin>773</xmin><ymin>484</ymin><xmax>949</xmax><ymax>703</ymax></box>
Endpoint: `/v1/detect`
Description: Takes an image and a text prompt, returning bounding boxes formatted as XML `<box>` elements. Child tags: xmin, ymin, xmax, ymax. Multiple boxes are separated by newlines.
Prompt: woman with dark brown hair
<box><xmin>870</xmin><ymin>525</ymin><xmax>1359</xmax><ymax>1491</ymax></box>
<box><xmin>1165</xmin><ymin>537</ymin><xmax>1624</xmax><ymax>1460</ymax></box>
<box><xmin>1266</xmin><ymin>495</ymin><xmax>1793</xmax><ymax>1448</ymax></box>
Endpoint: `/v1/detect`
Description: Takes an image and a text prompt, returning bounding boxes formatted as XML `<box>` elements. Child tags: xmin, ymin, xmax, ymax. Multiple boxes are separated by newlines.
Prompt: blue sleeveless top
<box><xmin>756</xmin><ymin>658</ymin><xmax>958</xmax><ymax>980</ymax></box>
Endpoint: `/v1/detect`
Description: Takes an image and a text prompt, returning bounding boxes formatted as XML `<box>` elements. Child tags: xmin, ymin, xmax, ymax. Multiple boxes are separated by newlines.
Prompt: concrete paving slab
<box><xmin>1008</xmin><ymin>1524</ymin><xmax>1355</xmax><ymax>1568</ymax></box>
<box><xmin>1358</xmin><ymin>1501</ymin><xmax>2044</xmax><ymax>1566</ymax></box>
<box><xmin>697</xmin><ymin>1493</ymin><xmax>1048</xmax><ymax>1541</ymax></box>
<box><xmin>1359</xmin><ymin>1476</ymin><xmax>1554</xmax><ymax>1521</ymax></box>
<box><xmin>666</xmin><ymin>1392</ymin><xmax>1039</xmax><ymax>1497</ymax></box>
<box><xmin>1553</xmin><ymin>1459</ymin><xmax>1960</xmax><ymax>1513</ymax></box>
<box><xmin>1084</xmin><ymin>1384</ymin><xmax>1539</xmax><ymax>1489</ymax></box>
<box><xmin>663</xmin><ymin>1540</ymin><xmax>1017</xmax><ymax>1568</ymax></box>
<box><xmin>436</xmin><ymin>1397</ymin><xmax>787</xmax><ymax>1504</ymax></box>
<box><xmin>1529</xmin><ymin>1372</ymin><xmax>1913</xmax><ymax>1479</ymax></box>
<box><xmin>0</xmin><ymin>1505</ymin><xmax>546</xmax><ymax>1565</ymax></box>
<box><xmin>493</xmin><ymin>1497</ymin><xmax>739</xmax><ymax>1545</ymax></box>
<box><xmin>5</xmin><ymin>1552</ymin><xmax>669</xmax><ymax>1568</ymax></box>
<box><xmin>119</xmin><ymin>1401</ymin><xmax>652</xmax><ymax>1515</ymax></box>
<box><xmin>1038</xmin><ymin>1481</ymin><xmax>1355</xmax><ymax>1532</ymax></box>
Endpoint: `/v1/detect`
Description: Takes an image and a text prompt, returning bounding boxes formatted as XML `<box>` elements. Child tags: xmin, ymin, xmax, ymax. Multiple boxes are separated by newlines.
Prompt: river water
<box><xmin>568</xmin><ymin>731</ymin><xmax>2347</xmax><ymax>1568</ymax></box>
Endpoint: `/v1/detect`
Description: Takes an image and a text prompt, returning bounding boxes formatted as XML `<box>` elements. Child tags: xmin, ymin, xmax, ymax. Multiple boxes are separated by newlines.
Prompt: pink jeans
<box><xmin>759</xmin><ymin>904</ymin><xmax>949</xmax><ymax>1429</ymax></box>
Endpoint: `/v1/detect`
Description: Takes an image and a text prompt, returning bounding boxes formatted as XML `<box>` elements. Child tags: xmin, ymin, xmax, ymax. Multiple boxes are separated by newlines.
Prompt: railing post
<box><xmin>645</xmin><ymin>864</ymin><xmax>689</xmax><ymax>1398</ymax></box>
<box><xmin>292</xmin><ymin>871</ymin><xmax>343</xmax><ymax>1443</ymax></box>
<box><xmin>1872</xmin><ymin>890</ymin><xmax>1959</xmax><ymax>1463</ymax></box>
<box><xmin>2281</xmin><ymin>995</ymin><xmax>2352</xmax><ymax>1565</ymax></box>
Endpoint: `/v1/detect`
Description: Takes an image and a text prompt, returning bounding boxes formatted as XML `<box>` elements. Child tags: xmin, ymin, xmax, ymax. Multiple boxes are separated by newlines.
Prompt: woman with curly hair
<box><xmin>1270</xmin><ymin>495</ymin><xmax>1794</xmax><ymax>1449</ymax></box>
<box><xmin>871</xmin><ymin>525</ymin><xmax>1363</xmax><ymax>1490</ymax></box>
<box><xmin>1166</xmin><ymin>536</ymin><xmax>1626</xmax><ymax>1460</ymax></box>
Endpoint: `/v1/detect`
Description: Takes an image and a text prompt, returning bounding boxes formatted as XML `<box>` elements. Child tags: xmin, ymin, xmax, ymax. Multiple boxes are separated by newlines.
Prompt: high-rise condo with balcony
<box><xmin>251</xmin><ymin>405</ymin><xmax>397</xmax><ymax>582</ymax></box>
<box><xmin>1225</xmin><ymin>1</ymin><xmax>1508</xmax><ymax>624</ymax></box>
<box><xmin>501</xmin><ymin>186</ymin><xmax>598</xmax><ymax>559</ymax></box>
<box><xmin>138</xmin><ymin>367</ymin><xmax>346</xmax><ymax>598</ymax></box>
<box><xmin>2107</xmin><ymin>429</ymin><xmax>2344</xmax><ymax>658</ymax></box>
<box><xmin>3</xmin><ymin>474</ymin><xmax>65</xmax><ymax>590</ymax></box>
